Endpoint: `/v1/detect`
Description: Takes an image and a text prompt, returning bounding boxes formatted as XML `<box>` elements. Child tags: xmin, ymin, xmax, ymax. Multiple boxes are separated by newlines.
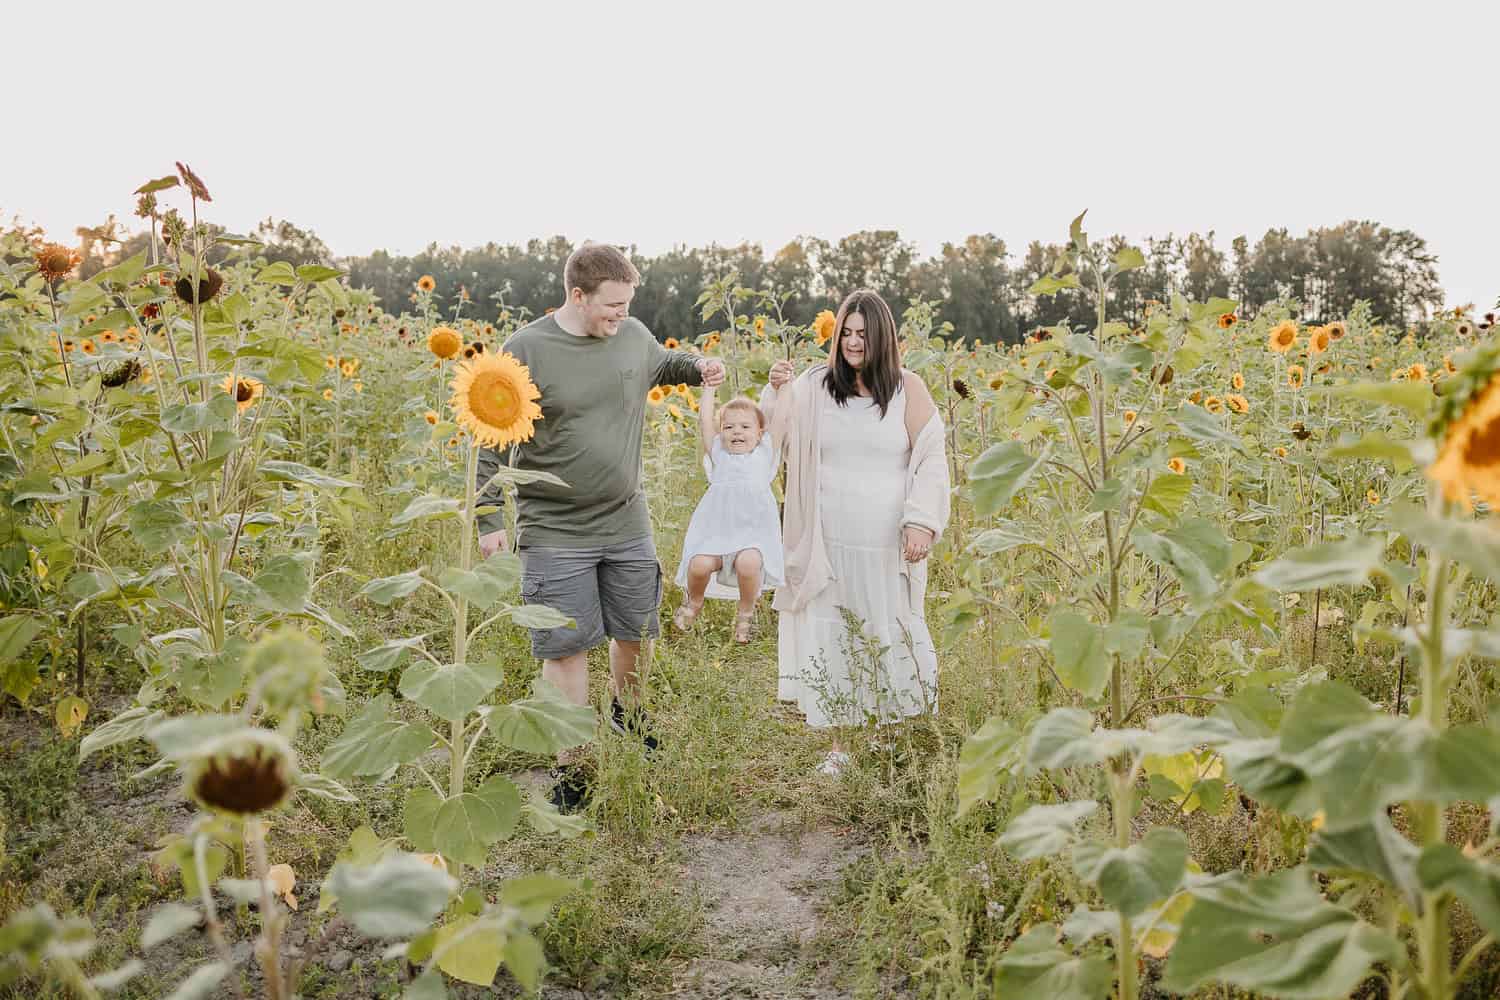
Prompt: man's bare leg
<box><xmin>542</xmin><ymin>650</ymin><xmax>590</xmax><ymax>765</ymax></box>
<box><xmin>610</xmin><ymin>638</ymin><xmax>648</xmax><ymax>709</ymax></box>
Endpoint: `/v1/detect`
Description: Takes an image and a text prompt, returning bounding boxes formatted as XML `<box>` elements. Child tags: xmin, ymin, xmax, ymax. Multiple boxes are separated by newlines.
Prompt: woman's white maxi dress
<box><xmin>777</xmin><ymin>387</ymin><xmax>938</xmax><ymax>728</ymax></box>
<box><xmin>674</xmin><ymin>436</ymin><xmax>785</xmax><ymax>597</ymax></box>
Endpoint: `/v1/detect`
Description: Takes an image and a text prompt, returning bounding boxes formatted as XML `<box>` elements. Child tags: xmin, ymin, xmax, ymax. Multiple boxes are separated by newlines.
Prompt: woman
<box><xmin>764</xmin><ymin>289</ymin><xmax>950</xmax><ymax>774</ymax></box>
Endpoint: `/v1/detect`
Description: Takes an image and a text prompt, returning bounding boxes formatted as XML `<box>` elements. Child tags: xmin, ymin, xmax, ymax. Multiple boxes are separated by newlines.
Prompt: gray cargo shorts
<box><xmin>517</xmin><ymin>536</ymin><xmax>663</xmax><ymax>659</ymax></box>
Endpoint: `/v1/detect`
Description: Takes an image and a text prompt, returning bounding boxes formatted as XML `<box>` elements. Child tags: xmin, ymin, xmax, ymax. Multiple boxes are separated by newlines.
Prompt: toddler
<box><xmin>672</xmin><ymin>384</ymin><xmax>785</xmax><ymax>643</ymax></box>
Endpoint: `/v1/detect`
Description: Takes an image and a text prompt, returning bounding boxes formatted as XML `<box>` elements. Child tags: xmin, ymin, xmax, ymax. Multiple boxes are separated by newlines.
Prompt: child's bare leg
<box><xmin>733</xmin><ymin>549</ymin><xmax>763</xmax><ymax>615</ymax></box>
<box><xmin>685</xmin><ymin>555</ymin><xmax>722</xmax><ymax>607</ymax></box>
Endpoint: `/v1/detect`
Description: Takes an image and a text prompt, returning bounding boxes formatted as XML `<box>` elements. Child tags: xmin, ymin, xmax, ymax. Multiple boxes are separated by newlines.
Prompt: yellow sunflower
<box><xmin>1267</xmin><ymin>321</ymin><xmax>1298</xmax><ymax>353</ymax></box>
<box><xmin>1227</xmin><ymin>393</ymin><xmax>1250</xmax><ymax>414</ymax></box>
<box><xmin>1231</xmin><ymin>372</ymin><xmax>1245</xmax><ymax>391</ymax></box>
<box><xmin>1366</xmin><ymin>489</ymin><xmax>1380</xmax><ymax>505</ymax></box>
<box><xmin>647</xmin><ymin>386</ymin><xmax>667</xmax><ymax>405</ymax></box>
<box><xmin>1326</xmin><ymin>321</ymin><xmax>1346</xmax><ymax>340</ymax></box>
<box><xmin>1167</xmin><ymin>457</ymin><xmax>1186</xmax><ymax>474</ymax></box>
<box><xmin>322</xmin><ymin>388</ymin><xmax>334</xmax><ymax>401</ymax></box>
<box><xmin>448</xmin><ymin>351</ymin><xmax>543</xmax><ymax>448</ymax></box>
<box><xmin>1217</xmin><ymin>312</ymin><xmax>1236</xmax><ymax>329</ymax></box>
<box><xmin>813</xmin><ymin>309</ymin><xmax>837</xmax><ymax>346</ymax></box>
<box><xmin>668</xmin><ymin>403</ymin><xmax>684</xmax><ymax>420</ymax></box>
<box><xmin>100</xmin><ymin>329</ymin><xmax>118</xmax><ymax>344</ymax></box>
<box><xmin>80</xmin><ymin>339</ymin><xmax>96</xmax><ymax>354</ymax></box>
<box><xmin>664</xmin><ymin>337</ymin><xmax>680</xmax><ymax>349</ymax></box>
<box><xmin>1188</xmin><ymin>390</ymin><xmax>1202</xmax><ymax>404</ymax></box>
<box><xmin>1204</xmin><ymin>395</ymin><xmax>1224</xmax><ymax>414</ymax></box>
<box><xmin>1408</xmin><ymin>363</ymin><xmax>1428</xmax><ymax>382</ymax></box>
<box><xmin>326</xmin><ymin>355</ymin><xmax>338</xmax><ymax>370</ymax></box>
<box><xmin>675</xmin><ymin>383</ymin><xmax>688</xmax><ymax>395</ymax></box>
<box><xmin>1123</xmin><ymin>410</ymin><xmax>1137</xmax><ymax>424</ymax></box>
<box><xmin>1308</xmin><ymin>326</ymin><xmax>1331</xmax><ymax>354</ymax></box>
<box><xmin>424</xmin><ymin>410</ymin><xmax>438</xmax><ymax>425</ymax></box>
<box><xmin>1428</xmin><ymin>372</ymin><xmax>1500</xmax><ymax>509</ymax></box>
<box><xmin>427</xmin><ymin>326</ymin><xmax>462</xmax><ymax>360</ymax></box>
<box><xmin>1287</xmin><ymin>365</ymin><xmax>1305</xmax><ymax>389</ymax></box>
<box><xmin>221</xmin><ymin>375</ymin><xmax>264</xmax><ymax>413</ymax></box>
<box><xmin>754</xmin><ymin>316</ymin><xmax>766</xmax><ymax>337</ymax></box>
<box><xmin>989</xmin><ymin>375</ymin><xmax>1004</xmax><ymax>391</ymax></box>
<box><xmin>1275</xmin><ymin>446</ymin><xmax>1288</xmax><ymax>458</ymax></box>
<box><xmin>417</xmin><ymin>275</ymin><xmax>436</xmax><ymax>292</ymax></box>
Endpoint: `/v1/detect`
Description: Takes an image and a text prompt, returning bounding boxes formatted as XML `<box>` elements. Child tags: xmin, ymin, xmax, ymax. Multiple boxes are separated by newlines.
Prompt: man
<box><xmin>476</xmin><ymin>242</ymin><xmax>724</xmax><ymax>812</ymax></box>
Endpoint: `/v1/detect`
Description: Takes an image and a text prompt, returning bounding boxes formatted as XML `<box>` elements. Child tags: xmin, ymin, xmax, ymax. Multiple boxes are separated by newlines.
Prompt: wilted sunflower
<box><xmin>188</xmin><ymin>732</ymin><xmax>292</xmax><ymax>817</ymax></box>
<box><xmin>1291</xmin><ymin>421</ymin><xmax>1312</xmax><ymax>440</ymax></box>
<box><xmin>647</xmin><ymin>386</ymin><xmax>667</xmax><ymax>405</ymax></box>
<box><xmin>174</xmin><ymin>268</ymin><xmax>225</xmax><ymax>305</ymax></box>
<box><xmin>1287</xmin><ymin>365</ymin><xmax>1305</xmax><ymax>389</ymax></box>
<box><xmin>59</xmin><ymin>339</ymin><xmax>76</xmax><ymax>354</ymax></box>
<box><xmin>1204</xmin><ymin>395</ymin><xmax>1224</xmax><ymax>414</ymax></box>
<box><xmin>448</xmin><ymin>351</ymin><xmax>543</xmax><ymax>449</ymax></box>
<box><xmin>101</xmin><ymin>359</ymin><xmax>143</xmax><ymax>388</ymax></box>
<box><xmin>953</xmin><ymin>378</ymin><xmax>972</xmax><ymax>400</ymax></box>
<box><xmin>1151</xmin><ymin>364</ymin><xmax>1174</xmax><ymax>386</ymax></box>
<box><xmin>1231</xmin><ymin>372</ymin><xmax>1245</xmax><ymax>390</ymax></box>
<box><xmin>1267</xmin><ymin>321</ymin><xmax>1298</xmax><ymax>353</ymax></box>
<box><xmin>1408</xmin><ymin>363</ymin><xmax>1428</xmax><ymax>382</ymax></box>
<box><xmin>1217</xmin><ymin>313</ymin><xmax>1237</xmax><ymax>329</ymax></box>
<box><xmin>1444</xmin><ymin>356</ymin><xmax>1459</xmax><ymax>375</ymax></box>
<box><xmin>1226</xmin><ymin>394</ymin><xmax>1250</xmax><ymax>414</ymax></box>
<box><xmin>34</xmin><ymin>243</ymin><xmax>81</xmax><ymax>282</ymax></box>
<box><xmin>989</xmin><ymin>375</ymin><xmax>1005</xmax><ymax>391</ymax></box>
<box><xmin>1428</xmin><ymin>371</ymin><xmax>1500</xmax><ymax>509</ymax></box>
<box><xmin>1167</xmin><ymin>457</ymin><xmax>1186</xmax><ymax>474</ymax></box>
<box><xmin>664</xmin><ymin>337</ymin><xmax>680</xmax><ymax>349</ymax></box>
<box><xmin>1325</xmin><ymin>320</ymin><xmax>1346</xmax><ymax>340</ymax></box>
<box><xmin>813</xmin><ymin>309</ymin><xmax>836</xmax><ymax>346</ymax></box>
<box><xmin>1188</xmin><ymin>390</ymin><xmax>1202</xmax><ymax>404</ymax></box>
<box><xmin>221</xmin><ymin>375</ymin><xmax>264</xmax><ymax>413</ymax></box>
<box><xmin>424</xmin><ymin>410</ymin><xmax>438</xmax><ymax>425</ymax></box>
<box><xmin>417</xmin><ymin>275</ymin><xmax>436</xmax><ymax>292</ymax></box>
<box><xmin>1308</xmin><ymin>326</ymin><xmax>1331</xmax><ymax>354</ymax></box>
<box><xmin>427</xmin><ymin>326</ymin><xmax>462</xmax><ymax>360</ymax></box>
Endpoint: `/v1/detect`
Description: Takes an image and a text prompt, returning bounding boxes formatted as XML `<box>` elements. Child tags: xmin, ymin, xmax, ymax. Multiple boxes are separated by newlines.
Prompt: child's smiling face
<box><xmin>721</xmin><ymin>408</ymin><xmax>761</xmax><ymax>454</ymax></box>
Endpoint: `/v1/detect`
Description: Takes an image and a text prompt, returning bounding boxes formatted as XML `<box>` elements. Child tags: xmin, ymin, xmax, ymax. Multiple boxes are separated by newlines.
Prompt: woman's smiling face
<box><xmin>839</xmin><ymin>311</ymin><xmax>867</xmax><ymax>370</ymax></box>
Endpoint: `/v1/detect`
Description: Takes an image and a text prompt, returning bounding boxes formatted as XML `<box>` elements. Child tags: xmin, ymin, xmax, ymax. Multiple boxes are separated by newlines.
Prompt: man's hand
<box><xmin>901</xmin><ymin>525</ymin><xmax>934</xmax><ymax>563</ymax></box>
<box><xmin>479</xmin><ymin>530</ymin><xmax>507</xmax><ymax>558</ymax></box>
<box><xmin>768</xmin><ymin>360</ymin><xmax>794</xmax><ymax>389</ymax></box>
<box><xmin>696</xmin><ymin>358</ymin><xmax>726</xmax><ymax>387</ymax></box>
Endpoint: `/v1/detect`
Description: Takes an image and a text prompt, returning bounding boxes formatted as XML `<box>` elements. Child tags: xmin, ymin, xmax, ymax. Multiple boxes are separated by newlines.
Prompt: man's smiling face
<box><xmin>579</xmin><ymin>280</ymin><xmax>634</xmax><ymax>338</ymax></box>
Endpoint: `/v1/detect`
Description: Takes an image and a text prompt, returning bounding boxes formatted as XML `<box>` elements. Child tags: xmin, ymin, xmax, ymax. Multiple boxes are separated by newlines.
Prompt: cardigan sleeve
<box><xmin>902</xmin><ymin>416</ymin><xmax>951</xmax><ymax>541</ymax></box>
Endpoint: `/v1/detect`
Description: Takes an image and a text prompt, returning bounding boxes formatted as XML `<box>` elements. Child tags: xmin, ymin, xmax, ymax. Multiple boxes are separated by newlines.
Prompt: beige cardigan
<box><xmin>765</xmin><ymin>365</ymin><xmax>951</xmax><ymax>614</ymax></box>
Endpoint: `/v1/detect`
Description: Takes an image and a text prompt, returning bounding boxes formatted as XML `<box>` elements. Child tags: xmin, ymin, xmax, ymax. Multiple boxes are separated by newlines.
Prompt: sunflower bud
<box><xmin>174</xmin><ymin>268</ymin><xmax>224</xmax><ymax>305</ymax></box>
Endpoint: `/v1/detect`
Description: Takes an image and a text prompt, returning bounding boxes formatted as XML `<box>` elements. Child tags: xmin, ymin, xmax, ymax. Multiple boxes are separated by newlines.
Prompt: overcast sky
<box><xmin>6</xmin><ymin>1</ymin><xmax>1495</xmax><ymax>312</ymax></box>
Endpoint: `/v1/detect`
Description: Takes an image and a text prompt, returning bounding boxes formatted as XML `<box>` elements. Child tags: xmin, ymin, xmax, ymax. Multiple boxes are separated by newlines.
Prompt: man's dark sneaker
<box><xmin>610</xmin><ymin>697</ymin><xmax>660</xmax><ymax>755</ymax></box>
<box><xmin>546</xmin><ymin>766</ymin><xmax>590</xmax><ymax>815</ymax></box>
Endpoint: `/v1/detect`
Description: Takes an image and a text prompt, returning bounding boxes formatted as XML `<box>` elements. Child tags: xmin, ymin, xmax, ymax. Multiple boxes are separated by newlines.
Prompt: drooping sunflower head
<box><xmin>187</xmin><ymin>730</ymin><xmax>294</xmax><ymax>817</ymax></box>
<box><xmin>953</xmin><ymin>378</ymin><xmax>972</xmax><ymax>400</ymax></box>
<box><xmin>1231</xmin><ymin>371</ymin><xmax>1245</xmax><ymax>391</ymax></box>
<box><xmin>221</xmin><ymin>375</ymin><xmax>264</xmax><ymax>413</ymax></box>
<box><xmin>1309</xmin><ymin>326</ymin><xmax>1331</xmax><ymax>354</ymax></box>
<box><xmin>1267</xmin><ymin>321</ymin><xmax>1298</xmax><ymax>353</ymax></box>
<box><xmin>417</xmin><ymin>275</ymin><xmax>436</xmax><ymax>293</ymax></box>
<box><xmin>1287</xmin><ymin>365</ymin><xmax>1305</xmax><ymax>389</ymax></box>
<box><xmin>427</xmin><ymin>326</ymin><xmax>462</xmax><ymax>360</ymax></box>
<box><xmin>448</xmin><ymin>351</ymin><xmax>543</xmax><ymax>449</ymax></box>
<box><xmin>813</xmin><ymin>309</ymin><xmax>837</xmax><ymax>346</ymax></box>
<box><xmin>1123</xmin><ymin>409</ymin><xmax>1137</xmax><ymax>424</ymax></box>
<box><xmin>1204</xmin><ymin>395</ymin><xmax>1224</xmax><ymax>414</ymax></box>
<box><xmin>1425</xmin><ymin>343</ymin><xmax>1500</xmax><ymax>509</ymax></box>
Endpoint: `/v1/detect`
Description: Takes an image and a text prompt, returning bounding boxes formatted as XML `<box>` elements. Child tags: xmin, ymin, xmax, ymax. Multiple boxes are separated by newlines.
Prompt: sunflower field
<box><xmin>2</xmin><ymin>173</ymin><xmax>1500</xmax><ymax>1000</ymax></box>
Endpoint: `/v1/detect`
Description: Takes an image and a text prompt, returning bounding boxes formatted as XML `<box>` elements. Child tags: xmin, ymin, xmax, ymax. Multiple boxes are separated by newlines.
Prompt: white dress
<box><xmin>777</xmin><ymin>387</ymin><xmax>938</xmax><ymax>728</ymax></box>
<box><xmin>674</xmin><ymin>436</ymin><xmax>785</xmax><ymax>597</ymax></box>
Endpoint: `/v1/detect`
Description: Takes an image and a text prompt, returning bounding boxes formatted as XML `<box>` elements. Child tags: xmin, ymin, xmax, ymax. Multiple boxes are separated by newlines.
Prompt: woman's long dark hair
<box><xmin>822</xmin><ymin>289</ymin><xmax>902</xmax><ymax>418</ymax></box>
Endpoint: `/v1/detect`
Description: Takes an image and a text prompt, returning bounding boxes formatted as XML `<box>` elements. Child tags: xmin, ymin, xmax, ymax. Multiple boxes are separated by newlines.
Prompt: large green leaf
<box><xmin>480</xmin><ymin>681</ymin><xmax>596</xmax><ymax>754</ymax></box>
<box><xmin>1252</xmin><ymin>536</ymin><xmax>1386</xmax><ymax>592</ymax></box>
<box><xmin>1418</xmin><ymin>844</ymin><xmax>1500</xmax><ymax>937</ymax></box>
<box><xmin>249</xmin><ymin>553</ymin><xmax>313</xmax><ymax>613</ymax></box>
<box><xmin>500</xmin><ymin>872</ymin><xmax>578</xmax><ymax>923</ymax></box>
<box><xmin>359</xmin><ymin>570</ymin><xmax>426</xmax><ymax>605</ymax></box>
<box><xmin>1049</xmin><ymin>610</ymin><xmax>1110</xmax><ymax>698</ymax></box>
<box><xmin>956</xmin><ymin>718</ymin><xmax>1021</xmax><ymax>817</ymax></box>
<box><xmin>1173</xmin><ymin>403</ymin><xmax>1244</xmax><ymax>451</ymax></box>
<box><xmin>126</xmin><ymin>500</ymin><xmax>193</xmax><ymax>554</ymax></box>
<box><xmin>507</xmin><ymin>604</ymin><xmax>575</xmax><ymax>629</ymax></box>
<box><xmin>967</xmin><ymin>521</ymin><xmax>1031</xmax><ymax>557</ymax></box>
<box><xmin>1141</xmin><ymin>473</ymin><xmax>1192</xmax><ymax>517</ymax></box>
<box><xmin>969</xmin><ymin>442</ymin><xmax>1045</xmax><ymax>515</ymax></box>
<box><xmin>398</xmin><ymin>659</ymin><xmax>504</xmax><ymax>722</ymax></box>
<box><xmin>1162</xmin><ymin>869</ymin><xmax>1406</xmax><ymax>998</ymax></box>
<box><xmin>141</xmin><ymin>903</ymin><xmax>200</xmax><ymax>950</ymax></box>
<box><xmin>404</xmin><ymin>787</ymin><xmax>444</xmax><ymax>853</ymax></box>
<box><xmin>1025</xmin><ymin>708</ymin><xmax>1105</xmax><ymax>771</ymax></box>
<box><xmin>163</xmin><ymin>962</ymin><xmax>229</xmax><ymax>1000</ymax></box>
<box><xmin>432</xmin><ymin>914</ymin><xmax>505</xmax><ymax>986</ymax></box>
<box><xmin>79</xmin><ymin>706</ymin><xmax>164</xmax><ymax>761</ymax></box>
<box><xmin>160</xmin><ymin>393</ymin><xmax>236</xmax><ymax>434</ymax></box>
<box><xmin>1392</xmin><ymin>505</ymin><xmax>1500</xmax><ymax>585</ymax></box>
<box><xmin>1308</xmin><ymin>813</ymin><xmax>1421</xmax><ymax>907</ymax></box>
<box><xmin>994</xmin><ymin>924</ymin><xmax>1112</xmax><ymax>1000</ymax></box>
<box><xmin>327</xmin><ymin>853</ymin><xmax>456</xmax><ymax>938</ymax></box>
<box><xmin>320</xmin><ymin>694</ymin><xmax>434</xmax><ymax>779</ymax></box>
<box><xmin>999</xmin><ymin>800</ymin><xmax>1098</xmax><ymax>860</ymax></box>
<box><xmin>1071</xmin><ymin>827</ymin><xmax>1188</xmax><ymax>917</ymax></box>
<box><xmin>357</xmin><ymin>635</ymin><xmax>428</xmax><ymax>673</ymax></box>
<box><xmin>431</xmin><ymin>776</ymin><xmax>523</xmax><ymax>867</ymax></box>
<box><xmin>260</xmin><ymin>460</ymin><xmax>359</xmax><ymax>492</ymax></box>
<box><xmin>437</xmin><ymin>552</ymin><xmax>521</xmax><ymax>610</ymax></box>
<box><xmin>0</xmin><ymin>615</ymin><xmax>42</xmax><ymax>667</ymax></box>
<box><xmin>392</xmin><ymin>494</ymin><xmax>464</xmax><ymax>526</ymax></box>
<box><xmin>1320</xmin><ymin>380</ymin><xmax>1434</xmax><ymax>417</ymax></box>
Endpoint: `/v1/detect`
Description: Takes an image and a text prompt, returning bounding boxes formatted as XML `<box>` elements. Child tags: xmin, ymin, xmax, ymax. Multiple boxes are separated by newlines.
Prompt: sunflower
<box><xmin>1188</xmin><ymin>390</ymin><xmax>1202</xmax><ymax>404</ymax></box>
<box><xmin>647</xmin><ymin>386</ymin><xmax>667</xmax><ymax>405</ymax></box>
<box><xmin>1457</xmin><ymin>321</ymin><xmax>1474</xmax><ymax>337</ymax></box>
<box><xmin>339</xmin><ymin>322</ymin><xmax>354</xmax><ymax>335</ymax></box>
<box><xmin>664</xmin><ymin>337</ymin><xmax>680</xmax><ymax>349</ymax></box>
<box><xmin>353</xmin><ymin>382</ymin><xmax>363</xmax><ymax>393</ymax></box>
<box><xmin>1227</xmin><ymin>393</ymin><xmax>1250</xmax><ymax>414</ymax></box>
<box><xmin>417</xmin><ymin>275</ymin><xmax>436</xmax><ymax>292</ymax></box>
<box><xmin>1231</xmin><ymin>372</ymin><xmax>1245</xmax><ymax>390</ymax></box>
<box><xmin>1217</xmin><ymin>312</ymin><xmax>1237</xmax><ymax>329</ymax></box>
<box><xmin>322</xmin><ymin>388</ymin><xmax>334</xmax><ymax>401</ymax></box>
<box><xmin>1275</xmin><ymin>446</ymin><xmax>1288</xmax><ymax>458</ymax></box>
<box><xmin>668</xmin><ymin>403</ymin><xmax>684</xmax><ymax>420</ymax></box>
<box><xmin>813</xmin><ymin>309</ymin><xmax>837</xmax><ymax>346</ymax></box>
<box><xmin>326</xmin><ymin>355</ymin><xmax>337</xmax><ymax>370</ymax></box>
<box><xmin>1203</xmin><ymin>395</ymin><xmax>1224</xmax><ymax>414</ymax></box>
<box><xmin>462</xmin><ymin>345</ymin><xmax>477</xmax><ymax>360</ymax></box>
<box><xmin>99</xmin><ymin>329</ymin><xmax>118</xmax><ymax>344</ymax></box>
<box><xmin>1428</xmin><ymin>373</ymin><xmax>1500</xmax><ymax>509</ymax></box>
<box><xmin>1167</xmin><ymin>457</ymin><xmax>1186</xmax><ymax>474</ymax></box>
<box><xmin>1445</xmin><ymin>356</ymin><xmax>1458</xmax><ymax>375</ymax></box>
<box><xmin>448</xmin><ymin>351</ymin><xmax>543</xmax><ymax>449</ymax></box>
<box><xmin>424</xmin><ymin>410</ymin><xmax>438</xmax><ymax>425</ymax></box>
<box><xmin>220</xmin><ymin>375</ymin><xmax>264</xmax><ymax>413</ymax></box>
<box><xmin>1308</xmin><ymin>326</ymin><xmax>1331</xmax><ymax>354</ymax></box>
<box><xmin>1267</xmin><ymin>321</ymin><xmax>1298</xmax><ymax>353</ymax></box>
<box><xmin>1408</xmin><ymin>363</ymin><xmax>1428</xmax><ymax>382</ymax></box>
<box><xmin>754</xmin><ymin>316</ymin><xmax>766</xmax><ymax>337</ymax></box>
<box><xmin>1291</xmin><ymin>421</ymin><xmax>1312</xmax><ymax>440</ymax></box>
<box><xmin>1325</xmin><ymin>320</ymin><xmax>1346</xmax><ymax>340</ymax></box>
<box><xmin>1287</xmin><ymin>365</ymin><xmax>1305</xmax><ymax>389</ymax></box>
<box><xmin>427</xmin><ymin>326</ymin><xmax>462</xmax><ymax>360</ymax></box>
<box><xmin>34</xmin><ymin>243</ymin><xmax>81</xmax><ymax>281</ymax></box>
<box><xmin>1123</xmin><ymin>409</ymin><xmax>1137</xmax><ymax>424</ymax></box>
<box><xmin>59</xmin><ymin>339</ymin><xmax>75</xmax><ymax>353</ymax></box>
<box><xmin>340</xmin><ymin>361</ymin><xmax>356</xmax><ymax>378</ymax></box>
<box><xmin>1366</xmin><ymin>489</ymin><xmax>1380</xmax><ymax>505</ymax></box>
<box><xmin>989</xmin><ymin>375</ymin><xmax>1005</xmax><ymax>391</ymax></box>
<box><xmin>80</xmin><ymin>339</ymin><xmax>96</xmax><ymax>354</ymax></box>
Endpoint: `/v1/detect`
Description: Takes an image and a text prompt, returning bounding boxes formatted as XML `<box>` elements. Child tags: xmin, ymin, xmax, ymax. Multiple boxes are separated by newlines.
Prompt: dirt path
<box><xmin>671</xmin><ymin>810</ymin><xmax>864</xmax><ymax>1000</ymax></box>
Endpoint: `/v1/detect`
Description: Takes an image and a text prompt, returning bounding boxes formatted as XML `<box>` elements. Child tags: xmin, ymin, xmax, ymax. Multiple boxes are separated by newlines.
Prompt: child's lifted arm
<box><xmin>698</xmin><ymin>383</ymin><xmax>717</xmax><ymax>459</ymax></box>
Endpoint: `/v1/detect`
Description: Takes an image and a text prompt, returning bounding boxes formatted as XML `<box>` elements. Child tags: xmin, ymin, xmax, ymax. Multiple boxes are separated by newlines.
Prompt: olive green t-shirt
<box><xmin>475</xmin><ymin>314</ymin><xmax>703</xmax><ymax>547</ymax></box>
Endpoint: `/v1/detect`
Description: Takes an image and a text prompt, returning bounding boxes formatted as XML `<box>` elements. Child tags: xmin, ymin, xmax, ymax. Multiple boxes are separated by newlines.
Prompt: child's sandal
<box><xmin>673</xmin><ymin>600</ymin><xmax>702</xmax><ymax>632</ymax></box>
<box><xmin>733</xmin><ymin>611</ymin><xmax>754</xmax><ymax>644</ymax></box>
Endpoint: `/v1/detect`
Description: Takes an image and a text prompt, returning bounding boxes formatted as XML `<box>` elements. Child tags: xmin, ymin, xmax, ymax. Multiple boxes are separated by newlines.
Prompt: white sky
<box><xmin>6</xmin><ymin>1</ymin><xmax>1495</xmax><ymax>312</ymax></box>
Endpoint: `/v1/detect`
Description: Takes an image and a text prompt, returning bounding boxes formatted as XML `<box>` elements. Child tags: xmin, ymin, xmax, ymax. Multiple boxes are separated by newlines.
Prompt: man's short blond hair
<box><xmin>564</xmin><ymin>243</ymin><xmax>641</xmax><ymax>296</ymax></box>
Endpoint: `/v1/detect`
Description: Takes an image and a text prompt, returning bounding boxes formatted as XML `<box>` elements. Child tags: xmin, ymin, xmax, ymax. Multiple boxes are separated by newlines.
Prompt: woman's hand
<box><xmin>769</xmin><ymin>360</ymin><xmax>794</xmax><ymax>389</ymax></box>
<box><xmin>902</xmin><ymin>525</ymin><xmax>934</xmax><ymax>562</ymax></box>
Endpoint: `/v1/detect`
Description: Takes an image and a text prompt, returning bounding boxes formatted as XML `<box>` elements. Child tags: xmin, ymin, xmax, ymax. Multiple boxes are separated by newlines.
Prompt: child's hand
<box><xmin>769</xmin><ymin>360</ymin><xmax>794</xmax><ymax>389</ymax></box>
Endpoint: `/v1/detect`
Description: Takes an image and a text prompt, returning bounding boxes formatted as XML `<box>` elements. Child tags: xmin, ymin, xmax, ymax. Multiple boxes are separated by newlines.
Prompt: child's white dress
<box><xmin>675</xmin><ymin>436</ymin><xmax>785</xmax><ymax>599</ymax></box>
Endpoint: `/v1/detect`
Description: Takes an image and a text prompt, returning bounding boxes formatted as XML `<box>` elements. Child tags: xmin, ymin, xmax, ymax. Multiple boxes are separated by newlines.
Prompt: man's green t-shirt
<box><xmin>475</xmin><ymin>314</ymin><xmax>703</xmax><ymax>547</ymax></box>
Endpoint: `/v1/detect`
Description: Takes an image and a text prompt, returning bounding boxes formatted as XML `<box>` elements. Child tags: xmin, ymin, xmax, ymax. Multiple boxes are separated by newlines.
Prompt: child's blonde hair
<box><xmin>718</xmin><ymin>396</ymin><xmax>766</xmax><ymax>429</ymax></box>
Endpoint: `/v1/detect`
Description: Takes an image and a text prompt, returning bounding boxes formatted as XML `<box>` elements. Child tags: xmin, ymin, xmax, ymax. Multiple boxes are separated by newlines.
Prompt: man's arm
<box><xmin>646</xmin><ymin>330</ymin><xmax>711</xmax><ymax>386</ymax></box>
<box><xmin>476</xmin><ymin>445</ymin><xmax>513</xmax><ymax>555</ymax></box>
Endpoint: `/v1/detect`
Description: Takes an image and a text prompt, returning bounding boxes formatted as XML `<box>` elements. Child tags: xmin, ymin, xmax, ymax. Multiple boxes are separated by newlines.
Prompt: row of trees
<box><xmin>67</xmin><ymin>217</ymin><xmax>1447</xmax><ymax>343</ymax></box>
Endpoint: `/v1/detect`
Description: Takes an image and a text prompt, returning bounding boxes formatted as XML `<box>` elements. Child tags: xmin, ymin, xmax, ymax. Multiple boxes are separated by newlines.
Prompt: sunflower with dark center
<box><xmin>34</xmin><ymin>243</ymin><xmax>81</xmax><ymax>282</ymax></box>
<box><xmin>449</xmin><ymin>351</ymin><xmax>542</xmax><ymax>448</ymax></box>
<box><xmin>1267</xmin><ymin>321</ymin><xmax>1298</xmax><ymax>353</ymax></box>
<box><xmin>190</xmin><ymin>742</ymin><xmax>291</xmax><ymax>816</ymax></box>
<box><xmin>1325</xmin><ymin>320</ymin><xmax>1346</xmax><ymax>340</ymax></box>
<box><xmin>174</xmin><ymin>267</ymin><xmax>225</xmax><ymax>305</ymax></box>
<box><xmin>417</xmin><ymin>275</ymin><xmax>436</xmax><ymax>292</ymax></box>
<box><xmin>1217</xmin><ymin>312</ymin><xmax>1236</xmax><ymax>329</ymax></box>
<box><xmin>220</xmin><ymin>374</ymin><xmax>264</xmax><ymax>413</ymax></box>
